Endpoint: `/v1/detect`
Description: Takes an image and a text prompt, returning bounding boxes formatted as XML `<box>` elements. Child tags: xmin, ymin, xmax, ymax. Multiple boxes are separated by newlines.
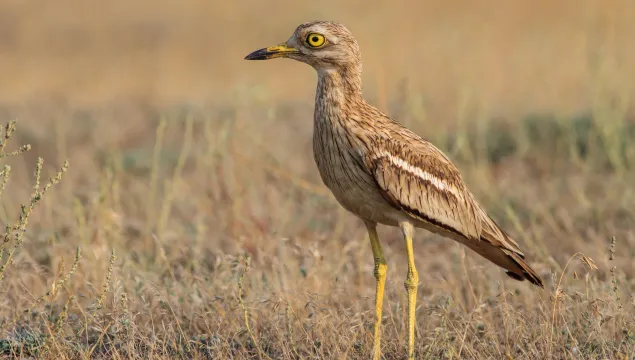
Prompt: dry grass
<box><xmin>0</xmin><ymin>1</ymin><xmax>634</xmax><ymax>359</ymax></box>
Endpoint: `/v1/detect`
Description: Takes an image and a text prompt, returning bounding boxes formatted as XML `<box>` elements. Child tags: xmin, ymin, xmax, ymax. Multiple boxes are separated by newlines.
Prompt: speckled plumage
<box><xmin>246</xmin><ymin>21</ymin><xmax>543</xmax><ymax>359</ymax></box>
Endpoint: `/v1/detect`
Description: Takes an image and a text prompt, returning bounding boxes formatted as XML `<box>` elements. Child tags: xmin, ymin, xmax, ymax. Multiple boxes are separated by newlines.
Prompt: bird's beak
<box><xmin>244</xmin><ymin>43</ymin><xmax>300</xmax><ymax>60</ymax></box>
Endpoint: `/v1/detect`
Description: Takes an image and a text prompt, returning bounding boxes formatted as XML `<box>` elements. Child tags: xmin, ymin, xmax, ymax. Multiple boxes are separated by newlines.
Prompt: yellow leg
<box><xmin>400</xmin><ymin>221</ymin><xmax>418</xmax><ymax>359</ymax></box>
<box><xmin>365</xmin><ymin>221</ymin><xmax>387</xmax><ymax>360</ymax></box>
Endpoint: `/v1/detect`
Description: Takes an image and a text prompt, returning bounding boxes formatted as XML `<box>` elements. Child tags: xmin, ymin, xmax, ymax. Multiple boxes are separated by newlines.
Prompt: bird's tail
<box><xmin>499</xmin><ymin>249</ymin><xmax>544</xmax><ymax>287</ymax></box>
<box><xmin>459</xmin><ymin>205</ymin><xmax>544</xmax><ymax>288</ymax></box>
<box><xmin>461</xmin><ymin>236</ymin><xmax>544</xmax><ymax>288</ymax></box>
<box><xmin>478</xmin><ymin>214</ymin><xmax>545</xmax><ymax>288</ymax></box>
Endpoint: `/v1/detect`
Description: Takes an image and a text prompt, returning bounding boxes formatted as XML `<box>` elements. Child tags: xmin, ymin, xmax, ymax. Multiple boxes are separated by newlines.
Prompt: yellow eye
<box><xmin>306</xmin><ymin>33</ymin><xmax>326</xmax><ymax>48</ymax></box>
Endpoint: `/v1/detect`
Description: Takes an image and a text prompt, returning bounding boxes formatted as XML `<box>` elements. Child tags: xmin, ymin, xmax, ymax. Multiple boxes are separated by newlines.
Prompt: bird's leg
<box><xmin>400</xmin><ymin>221</ymin><xmax>418</xmax><ymax>359</ymax></box>
<box><xmin>364</xmin><ymin>220</ymin><xmax>387</xmax><ymax>360</ymax></box>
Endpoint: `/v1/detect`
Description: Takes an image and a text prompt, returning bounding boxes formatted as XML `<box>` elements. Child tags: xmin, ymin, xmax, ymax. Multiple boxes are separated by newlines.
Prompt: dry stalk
<box><xmin>96</xmin><ymin>249</ymin><xmax>117</xmax><ymax>310</ymax></box>
<box><xmin>238</xmin><ymin>254</ymin><xmax>271</xmax><ymax>360</ymax></box>
<box><xmin>0</xmin><ymin>156</ymin><xmax>69</xmax><ymax>283</ymax></box>
<box><xmin>609</xmin><ymin>236</ymin><xmax>622</xmax><ymax>309</ymax></box>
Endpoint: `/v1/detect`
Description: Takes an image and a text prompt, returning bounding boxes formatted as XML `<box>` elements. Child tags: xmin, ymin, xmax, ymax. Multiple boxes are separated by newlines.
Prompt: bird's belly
<box><xmin>314</xmin><ymin>149</ymin><xmax>400</xmax><ymax>225</ymax></box>
<box><xmin>334</xmin><ymin>188</ymin><xmax>399</xmax><ymax>225</ymax></box>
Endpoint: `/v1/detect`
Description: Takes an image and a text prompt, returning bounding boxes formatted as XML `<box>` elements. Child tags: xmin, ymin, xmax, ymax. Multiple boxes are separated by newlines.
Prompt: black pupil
<box><xmin>311</xmin><ymin>37</ymin><xmax>319</xmax><ymax>43</ymax></box>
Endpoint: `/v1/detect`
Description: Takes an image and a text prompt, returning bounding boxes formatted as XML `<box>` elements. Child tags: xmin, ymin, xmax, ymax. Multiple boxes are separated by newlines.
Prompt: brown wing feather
<box><xmin>368</xmin><ymin>137</ymin><xmax>480</xmax><ymax>238</ymax></box>
<box><xmin>366</xmin><ymin>135</ymin><xmax>544</xmax><ymax>287</ymax></box>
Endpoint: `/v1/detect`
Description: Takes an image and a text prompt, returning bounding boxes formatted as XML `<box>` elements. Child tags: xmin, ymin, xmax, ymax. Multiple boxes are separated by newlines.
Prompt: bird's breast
<box><xmin>312</xmin><ymin>115</ymin><xmax>398</xmax><ymax>224</ymax></box>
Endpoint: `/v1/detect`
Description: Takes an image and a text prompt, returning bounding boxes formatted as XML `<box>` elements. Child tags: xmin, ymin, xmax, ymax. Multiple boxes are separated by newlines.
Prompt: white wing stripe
<box><xmin>375</xmin><ymin>151</ymin><xmax>462</xmax><ymax>199</ymax></box>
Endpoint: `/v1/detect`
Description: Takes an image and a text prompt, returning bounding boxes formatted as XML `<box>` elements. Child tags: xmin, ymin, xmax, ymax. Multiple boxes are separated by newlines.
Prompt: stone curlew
<box><xmin>245</xmin><ymin>21</ymin><xmax>543</xmax><ymax>360</ymax></box>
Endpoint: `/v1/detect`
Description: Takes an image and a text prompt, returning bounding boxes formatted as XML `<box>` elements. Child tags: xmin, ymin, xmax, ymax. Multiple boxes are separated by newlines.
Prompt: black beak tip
<box><xmin>244</xmin><ymin>48</ymin><xmax>269</xmax><ymax>61</ymax></box>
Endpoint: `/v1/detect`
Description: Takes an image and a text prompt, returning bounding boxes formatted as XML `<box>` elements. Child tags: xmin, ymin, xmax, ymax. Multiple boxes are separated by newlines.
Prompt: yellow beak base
<box><xmin>244</xmin><ymin>43</ymin><xmax>299</xmax><ymax>60</ymax></box>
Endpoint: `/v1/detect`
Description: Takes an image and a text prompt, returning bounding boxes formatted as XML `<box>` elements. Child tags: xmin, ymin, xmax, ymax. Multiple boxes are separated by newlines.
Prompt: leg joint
<box><xmin>374</xmin><ymin>262</ymin><xmax>387</xmax><ymax>279</ymax></box>
<box><xmin>404</xmin><ymin>270</ymin><xmax>419</xmax><ymax>291</ymax></box>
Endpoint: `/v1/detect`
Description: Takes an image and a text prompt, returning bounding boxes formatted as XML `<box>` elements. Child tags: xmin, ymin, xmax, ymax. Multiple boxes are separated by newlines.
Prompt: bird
<box><xmin>245</xmin><ymin>21</ymin><xmax>544</xmax><ymax>360</ymax></box>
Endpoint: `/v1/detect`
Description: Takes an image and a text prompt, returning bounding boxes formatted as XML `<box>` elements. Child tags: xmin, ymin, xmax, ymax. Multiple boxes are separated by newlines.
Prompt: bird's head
<box><xmin>244</xmin><ymin>21</ymin><xmax>361</xmax><ymax>72</ymax></box>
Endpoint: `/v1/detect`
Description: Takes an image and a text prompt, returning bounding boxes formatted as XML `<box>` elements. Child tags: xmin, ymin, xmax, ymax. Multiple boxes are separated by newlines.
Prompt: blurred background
<box><xmin>1</xmin><ymin>0</ymin><xmax>633</xmax><ymax>112</ymax></box>
<box><xmin>0</xmin><ymin>0</ymin><xmax>634</xmax><ymax>358</ymax></box>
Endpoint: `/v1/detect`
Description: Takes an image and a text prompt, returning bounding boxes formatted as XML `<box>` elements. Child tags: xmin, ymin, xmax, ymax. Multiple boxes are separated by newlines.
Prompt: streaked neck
<box><xmin>316</xmin><ymin>67</ymin><xmax>363</xmax><ymax>111</ymax></box>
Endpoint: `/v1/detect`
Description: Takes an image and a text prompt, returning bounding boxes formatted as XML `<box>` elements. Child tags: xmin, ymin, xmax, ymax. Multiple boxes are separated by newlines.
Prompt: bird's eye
<box><xmin>306</xmin><ymin>33</ymin><xmax>326</xmax><ymax>48</ymax></box>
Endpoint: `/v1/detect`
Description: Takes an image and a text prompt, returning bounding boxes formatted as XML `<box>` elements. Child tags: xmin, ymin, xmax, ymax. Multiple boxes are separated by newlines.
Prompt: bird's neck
<box><xmin>315</xmin><ymin>67</ymin><xmax>364</xmax><ymax>116</ymax></box>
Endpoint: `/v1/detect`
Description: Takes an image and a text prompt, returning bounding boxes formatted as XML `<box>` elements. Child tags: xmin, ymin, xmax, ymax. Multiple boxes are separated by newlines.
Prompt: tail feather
<box><xmin>502</xmin><ymin>250</ymin><xmax>544</xmax><ymax>288</ymax></box>
<box><xmin>458</xmin><ymin>234</ymin><xmax>544</xmax><ymax>288</ymax></box>
<box><xmin>471</xmin><ymin>210</ymin><xmax>544</xmax><ymax>288</ymax></box>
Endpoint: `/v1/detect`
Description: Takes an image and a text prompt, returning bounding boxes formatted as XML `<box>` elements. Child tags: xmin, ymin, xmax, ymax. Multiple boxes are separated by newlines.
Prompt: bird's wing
<box><xmin>365</xmin><ymin>135</ymin><xmax>482</xmax><ymax>240</ymax></box>
<box><xmin>364</xmin><ymin>135</ymin><xmax>544</xmax><ymax>287</ymax></box>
